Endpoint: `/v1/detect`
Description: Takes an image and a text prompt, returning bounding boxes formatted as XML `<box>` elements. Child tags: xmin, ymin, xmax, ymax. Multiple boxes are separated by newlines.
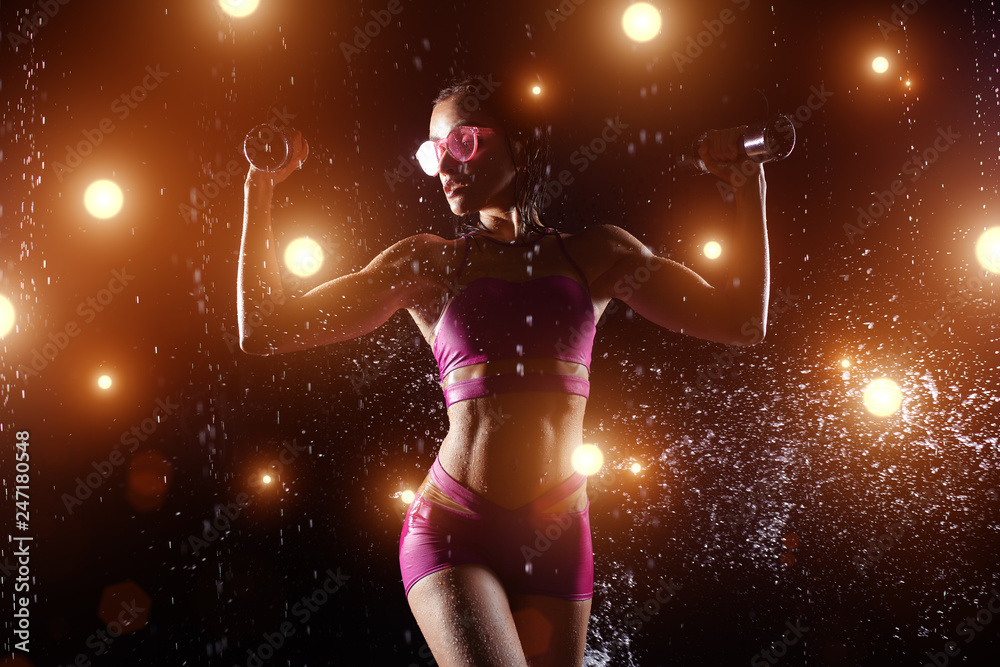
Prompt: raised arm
<box><xmin>238</xmin><ymin>131</ymin><xmax>438</xmax><ymax>355</ymax></box>
<box><xmin>589</xmin><ymin>127</ymin><xmax>769</xmax><ymax>346</ymax></box>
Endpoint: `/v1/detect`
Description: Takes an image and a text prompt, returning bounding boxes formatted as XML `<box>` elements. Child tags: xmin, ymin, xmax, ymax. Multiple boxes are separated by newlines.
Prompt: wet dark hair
<box><xmin>432</xmin><ymin>74</ymin><xmax>553</xmax><ymax>241</ymax></box>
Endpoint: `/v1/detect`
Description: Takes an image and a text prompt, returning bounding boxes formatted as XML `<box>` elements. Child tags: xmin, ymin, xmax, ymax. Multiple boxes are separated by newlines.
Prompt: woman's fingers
<box><xmin>699</xmin><ymin>126</ymin><xmax>746</xmax><ymax>163</ymax></box>
<box><xmin>698</xmin><ymin>125</ymin><xmax>759</xmax><ymax>184</ymax></box>
<box><xmin>247</xmin><ymin>129</ymin><xmax>309</xmax><ymax>187</ymax></box>
<box><xmin>288</xmin><ymin>129</ymin><xmax>309</xmax><ymax>167</ymax></box>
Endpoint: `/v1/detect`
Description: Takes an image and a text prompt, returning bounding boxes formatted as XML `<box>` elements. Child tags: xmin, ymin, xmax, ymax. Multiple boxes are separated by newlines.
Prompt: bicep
<box><xmin>243</xmin><ymin>235</ymin><xmax>436</xmax><ymax>354</ymax></box>
<box><xmin>592</xmin><ymin>226</ymin><xmax>747</xmax><ymax>345</ymax></box>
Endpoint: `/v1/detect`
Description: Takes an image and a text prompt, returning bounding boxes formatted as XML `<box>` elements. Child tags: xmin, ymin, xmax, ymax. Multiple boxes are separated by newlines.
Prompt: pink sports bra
<box><xmin>430</xmin><ymin>229</ymin><xmax>597</xmax><ymax>406</ymax></box>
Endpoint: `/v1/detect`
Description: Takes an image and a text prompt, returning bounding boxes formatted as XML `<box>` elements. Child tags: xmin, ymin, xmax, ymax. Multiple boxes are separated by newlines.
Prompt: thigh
<box><xmin>407</xmin><ymin>564</ymin><xmax>529</xmax><ymax>667</ymax></box>
<box><xmin>509</xmin><ymin>593</ymin><xmax>591</xmax><ymax>667</ymax></box>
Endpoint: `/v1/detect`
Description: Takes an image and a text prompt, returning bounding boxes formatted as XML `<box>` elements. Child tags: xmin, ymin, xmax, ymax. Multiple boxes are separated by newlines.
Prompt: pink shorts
<box><xmin>399</xmin><ymin>457</ymin><xmax>593</xmax><ymax>600</ymax></box>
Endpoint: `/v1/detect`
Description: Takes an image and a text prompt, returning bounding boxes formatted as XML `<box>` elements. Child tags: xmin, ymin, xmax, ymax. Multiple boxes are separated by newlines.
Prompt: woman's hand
<box><xmin>698</xmin><ymin>125</ymin><xmax>762</xmax><ymax>187</ymax></box>
<box><xmin>245</xmin><ymin>128</ymin><xmax>310</xmax><ymax>190</ymax></box>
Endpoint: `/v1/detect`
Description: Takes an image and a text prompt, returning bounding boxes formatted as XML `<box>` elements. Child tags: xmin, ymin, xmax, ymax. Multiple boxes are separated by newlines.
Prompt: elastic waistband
<box><xmin>442</xmin><ymin>373</ymin><xmax>590</xmax><ymax>407</ymax></box>
<box><xmin>429</xmin><ymin>457</ymin><xmax>587</xmax><ymax>515</ymax></box>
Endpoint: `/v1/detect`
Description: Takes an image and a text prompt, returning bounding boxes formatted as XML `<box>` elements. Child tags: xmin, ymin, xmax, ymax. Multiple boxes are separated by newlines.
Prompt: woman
<box><xmin>239</xmin><ymin>76</ymin><xmax>768</xmax><ymax>666</ymax></box>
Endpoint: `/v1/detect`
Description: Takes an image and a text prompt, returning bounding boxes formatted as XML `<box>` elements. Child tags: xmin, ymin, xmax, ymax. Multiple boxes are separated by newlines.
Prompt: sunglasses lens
<box><xmin>447</xmin><ymin>127</ymin><xmax>478</xmax><ymax>162</ymax></box>
<box><xmin>415</xmin><ymin>127</ymin><xmax>483</xmax><ymax>177</ymax></box>
<box><xmin>416</xmin><ymin>141</ymin><xmax>440</xmax><ymax>176</ymax></box>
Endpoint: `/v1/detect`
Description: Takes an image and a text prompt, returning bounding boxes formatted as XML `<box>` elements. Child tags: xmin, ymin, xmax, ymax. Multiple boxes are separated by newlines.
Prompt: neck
<box><xmin>478</xmin><ymin>208</ymin><xmax>524</xmax><ymax>243</ymax></box>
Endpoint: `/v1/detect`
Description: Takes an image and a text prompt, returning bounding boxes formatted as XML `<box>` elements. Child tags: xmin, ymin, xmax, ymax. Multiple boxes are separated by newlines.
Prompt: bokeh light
<box><xmin>285</xmin><ymin>237</ymin><xmax>324</xmax><ymax>277</ymax></box>
<box><xmin>126</xmin><ymin>450</ymin><xmax>174</xmax><ymax>512</ymax></box>
<box><xmin>400</xmin><ymin>489</ymin><xmax>415</xmax><ymax>505</ymax></box>
<box><xmin>84</xmin><ymin>180</ymin><xmax>124</xmax><ymax>219</ymax></box>
<box><xmin>975</xmin><ymin>226</ymin><xmax>1000</xmax><ymax>273</ymax></box>
<box><xmin>98</xmin><ymin>581</ymin><xmax>151</xmax><ymax>634</ymax></box>
<box><xmin>622</xmin><ymin>3</ymin><xmax>661</xmax><ymax>42</ymax></box>
<box><xmin>572</xmin><ymin>443</ymin><xmax>604</xmax><ymax>476</ymax></box>
<box><xmin>840</xmin><ymin>358</ymin><xmax>852</xmax><ymax>369</ymax></box>
<box><xmin>531</xmin><ymin>85</ymin><xmax>542</xmax><ymax>95</ymax></box>
<box><xmin>262</xmin><ymin>473</ymin><xmax>273</xmax><ymax>485</ymax></box>
<box><xmin>97</xmin><ymin>374</ymin><xmax>113</xmax><ymax>390</ymax></box>
<box><xmin>630</xmin><ymin>461</ymin><xmax>642</xmax><ymax>474</ymax></box>
<box><xmin>0</xmin><ymin>295</ymin><xmax>14</xmax><ymax>337</ymax></box>
<box><xmin>219</xmin><ymin>0</ymin><xmax>259</xmax><ymax>18</ymax></box>
<box><xmin>872</xmin><ymin>56</ymin><xmax>889</xmax><ymax>73</ymax></box>
<box><xmin>863</xmin><ymin>377</ymin><xmax>903</xmax><ymax>417</ymax></box>
<box><xmin>704</xmin><ymin>241</ymin><xmax>722</xmax><ymax>259</ymax></box>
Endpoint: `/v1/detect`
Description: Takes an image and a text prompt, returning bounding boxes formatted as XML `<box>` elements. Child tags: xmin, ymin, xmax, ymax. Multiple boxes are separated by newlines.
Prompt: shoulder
<box><xmin>381</xmin><ymin>232</ymin><xmax>451</xmax><ymax>256</ymax></box>
<box><xmin>560</xmin><ymin>224</ymin><xmax>645</xmax><ymax>253</ymax></box>
<box><xmin>556</xmin><ymin>225</ymin><xmax>649</xmax><ymax>274</ymax></box>
<box><xmin>363</xmin><ymin>233</ymin><xmax>471</xmax><ymax>295</ymax></box>
<box><xmin>558</xmin><ymin>225</ymin><xmax>661</xmax><ymax>299</ymax></box>
<box><xmin>371</xmin><ymin>233</ymin><xmax>462</xmax><ymax>268</ymax></box>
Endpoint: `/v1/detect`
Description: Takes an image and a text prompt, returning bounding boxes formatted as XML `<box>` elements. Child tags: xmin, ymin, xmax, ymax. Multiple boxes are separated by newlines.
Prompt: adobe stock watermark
<box><xmin>340</xmin><ymin>0</ymin><xmax>404</xmax><ymax>64</ymax></box>
<box><xmin>519</xmin><ymin>514</ymin><xmax>575</xmax><ymax>567</ymax></box>
<box><xmin>673</xmin><ymin>0</ymin><xmax>751</xmax><ymax>73</ymax></box>
<box><xmin>61</xmin><ymin>392</ymin><xmax>181</xmax><ymax>516</ymax></box>
<box><xmin>58</xmin><ymin>598</ymin><xmax>147</xmax><ymax>666</ymax></box>
<box><xmin>852</xmin><ymin>493</ymin><xmax>936</xmax><ymax>574</ymax></box>
<box><xmin>717</xmin><ymin>83</ymin><xmax>834</xmax><ymax>202</ymax></box>
<box><xmin>179</xmin><ymin>105</ymin><xmax>296</xmax><ymax>223</ymax></box>
<box><xmin>900</xmin><ymin>275</ymin><xmax>989</xmax><ymax>354</ymax></box>
<box><xmin>236</xmin><ymin>568</ymin><xmax>350</xmax><ymax>667</ymax></box>
<box><xmin>52</xmin><ymin>65</ymin><xmax>170</xmax><ymax>183</ymax></box>
<box><xmin>750</xmin><ymin>619</ymin><xmax>810</xmax><ymax>666</ymax></box>
<box><xmin>844</xmin><ymin>126</ymin><xmax>960</xmax><ymax>243</ymax></box>
<box><xmin>623</xmin><ymin>578</ymin><xmax>683</xmax><ymax>633</ymax></box>
<box><xmin>683</xmin><ymin>286</ymin><xmax>799</xmax><ymax>396</ymax></box>
<box><xmin>879</xmin><ymin>0</ymin><xmax>930</xmax><ymax>39</ymax></box>
<box><xmin>922</xmin><ymin>586</ymin><xmax>1000</xmax><ymax>667</ymax></box>
<box><xmin>554</xmin><ymin>243</ymin><xmax>665</xmax><ymax>356</ymax></box>
<box><xmin>5</xmin><ymin>0</ymin><xmax>72</xmax><ymax>50</ymax></box>
<box><xmin>384</xmin><ymin>75</ymin><xmax>502</xmax><ymax>192</ymax></box>
<box><xmin>224</xmin><ymin>238</ymin><xmax>339</xmax><ymax>353</ymax></box>
<box><xmin>185</xmin><ymin>441</ymin><xmax>308</xmax><ymax>557</ymax></box>
<box><xmin>227</xmin><ymin>291</ymin><xmax>286</xmax><ymax>353</ymax></box>
<box><xmin>544</xmin><ymin>0</ymin><xmax>586</xmax><ymax>31</ymax></box>
<box><xmin>852</xmin><ymin>520</ymin><xmax>905</xmax><ymax>574</ymax></box>
<box><xmin>539</xmin><ymin>116</ymin><xmax>628</xmax><ymax>210</ymax></box>
<box><xmin>600</xmin><ymin>576</ymin><xmax>684</xmax><ymax>665</ymax></box>
<box><xmin>18</xmin><ymin>266</ymin><xmax>135</xmax><ymax>379</ymax></box>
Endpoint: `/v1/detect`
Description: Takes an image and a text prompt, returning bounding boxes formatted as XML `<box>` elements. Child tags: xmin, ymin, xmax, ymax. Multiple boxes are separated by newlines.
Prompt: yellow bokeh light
<box><xmin>572</xmin><ymin>444</ymin><xmax>604</xmax><ymax>476</ymax></box>
<box><xmin>0</xmin><ymin>295</ymin><xmax>14</xmax><ymax>337</ymax></box>
<box><xmin>840</xmin><ymin>358</ymin><xmax>852</xmax><ymax>369</ymax></box>
<box><xmin>400</xmin><ymin>490</ymin><xmax>415</xmax><ymax>505</ymax></box>
<box><xmin>531</xmin><ymin>85</ymin><xmax>542</xmax><ymax>95</ymax></box>
<box><xmin>975</xmin><ymin>226</ymin><xmax>1000</xmax><ymax>273</ymax></box>
<box><xmin>872</xmin><ymin>57</ymin><xmax>889</xmax><ymax>74</ymax></box>
<box><xmin>97</xmin><ymin>374</ymin><xmax>113</xmax><ymax>390</ymax></box>
<box><xmin>219</xmin><ymin>0</ymin><xmax>259</xmax><ymax>18</ymax></box>
<box><xmin>622</xmin><ymin>3</ymin><xmax>661</xmax><ymax>43</ymax></box>
<box><xmin>704</xmin><ymin>241</ymin><xmax>722</xmax><ymax>259</ymax></box>
<box><xmin>262</xmin><ymin>474</ymin><xmax>273</xmax><ymax>484</ymax></box>
<box><xmin>84</xmin><ymin>180</ymin><xmax>124</xmax><ymax>219</ymax></box>
<box><xmin>630</xmin><ymin>461</ymin><xmax>642</xmax><ymax>474</ymax></box>
<box><xmin>284</xmin><ymin>237</ymin><xmax>324</xmax><ymax>277</ymax></box>
<box><xmin>863</xmin><ymin>377</ymin><xmax>902</xmax><ymax>417</ymax></box>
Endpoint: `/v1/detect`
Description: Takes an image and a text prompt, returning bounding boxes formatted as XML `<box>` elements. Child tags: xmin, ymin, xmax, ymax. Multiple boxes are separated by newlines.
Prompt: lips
<box><xmin>443</xmin><ymin>179</ymin><xmax>469</xmax><ymax>197</ymax></box>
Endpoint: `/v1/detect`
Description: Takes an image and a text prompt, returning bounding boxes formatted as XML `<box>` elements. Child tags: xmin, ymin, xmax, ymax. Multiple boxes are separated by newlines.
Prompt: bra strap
<box><xmin>552</xmin><ymin>231</ymin><xmax>591</xmax><ymax>293</ymax></box>
<box><xmin>450</xmin><ymin>233</ymin><xmax>474</xmax><ymax>289</ymax></box>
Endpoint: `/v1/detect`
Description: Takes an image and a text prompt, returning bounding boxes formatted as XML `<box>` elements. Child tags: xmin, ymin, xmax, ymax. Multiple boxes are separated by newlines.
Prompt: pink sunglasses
<box><xmin>415</xmin><ymin>125</ymin><xmax>497</xmax><ymax>176</ymax></box>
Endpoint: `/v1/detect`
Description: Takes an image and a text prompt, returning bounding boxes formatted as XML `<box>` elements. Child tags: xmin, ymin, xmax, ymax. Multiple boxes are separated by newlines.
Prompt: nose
<box><xmin>437</xmin><ymin>147</ymin><xmax>460</xmax><ymax>175</ymax></box>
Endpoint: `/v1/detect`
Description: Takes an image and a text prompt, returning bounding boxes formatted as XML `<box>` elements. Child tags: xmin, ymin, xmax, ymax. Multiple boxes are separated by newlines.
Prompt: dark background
<box><xmin>1</xmin><ymin>0</ymin><xmax>998</xmax><ymax>665</ymax></box>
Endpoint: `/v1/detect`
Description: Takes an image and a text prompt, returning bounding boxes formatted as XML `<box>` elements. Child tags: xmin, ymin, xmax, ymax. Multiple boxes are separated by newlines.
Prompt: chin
<box><xmin>446</xmin><ymin>194</ymin><xmax>480</xmax><ymax>217</ymax></box>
